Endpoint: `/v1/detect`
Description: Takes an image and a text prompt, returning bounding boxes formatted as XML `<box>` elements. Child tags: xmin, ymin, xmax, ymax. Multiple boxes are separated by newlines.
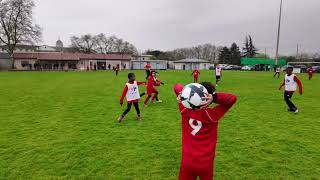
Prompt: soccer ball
<box><xmin>180</xmin><ymin>83</ymin><xmax>209</xmax><ymax>109</ymax></box>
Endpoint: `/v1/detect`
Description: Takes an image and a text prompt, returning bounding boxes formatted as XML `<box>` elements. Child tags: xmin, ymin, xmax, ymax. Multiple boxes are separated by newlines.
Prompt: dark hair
<box><xmin>128</xmin><ymin>73</ymin><xmax>135</xmax><ymax>79</ymax></box>
<box><xmin>287</xmin><ymin>66</ymin><xmax>293</xmax><ymax>70</ymax></box>
<box><xmin>200</xmin><ymin>82</ymin><xmax>216</xmax><ymax>94</ymax></box>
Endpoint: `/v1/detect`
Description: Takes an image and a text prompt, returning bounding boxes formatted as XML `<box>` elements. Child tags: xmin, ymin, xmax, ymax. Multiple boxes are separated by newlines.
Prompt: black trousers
<box><xmin>146</xmin><ymin>70</ymin><xmax>151</xmax><ymax>79</ymax></box>
<box><xmin>122</xmin><ymin>102</ymin><xmax>140</xmax><ymax>116</ymax></box>
<box><xmin>273</xmin><ymin>72</ymin><xmax>280</xmax><ymax>78</ymax></box>
<box><xmin>284</xmin><ymin>91</ymin><xmax>297</xmax><ymax>110</ymax></box>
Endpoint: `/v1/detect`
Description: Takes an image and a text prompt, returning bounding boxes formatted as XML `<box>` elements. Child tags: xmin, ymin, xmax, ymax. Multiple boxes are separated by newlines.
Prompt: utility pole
<box><xmin>296</xmin><ymin>44</ymin><xmax>299</xmax><ymax>60</ymax></box>
<box><xmin>275</xmin><ymin>0</ymin><xmax>283</xmax><ymax>65</ymax></box>
<box><xmin>265</xmin><ymin>48</ymin><xmax>267</xmax><ymax>58</ymax></box>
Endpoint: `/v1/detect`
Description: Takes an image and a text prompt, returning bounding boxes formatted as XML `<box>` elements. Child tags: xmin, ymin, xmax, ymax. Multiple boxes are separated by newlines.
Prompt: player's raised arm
<box><xmin>137</xmin><ymin>82</ymin><xmax>146</xmax><ymax>85</ymax></box>
<box><xmin>174</xmin><ymin>84</ymin><xmax>186</xmax><ymax>113</ymax></box>
<box><xmin>205</xmin><ymin>93</ymin><xmax>237</xmax><ymax>122</ymax></box>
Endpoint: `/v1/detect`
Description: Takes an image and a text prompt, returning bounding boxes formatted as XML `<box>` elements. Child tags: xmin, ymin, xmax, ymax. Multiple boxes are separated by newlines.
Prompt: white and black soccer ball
<box><xmin>180</xmin><ymin>83</ymin><xmax>209</xmax><ymax>109</ymax></box>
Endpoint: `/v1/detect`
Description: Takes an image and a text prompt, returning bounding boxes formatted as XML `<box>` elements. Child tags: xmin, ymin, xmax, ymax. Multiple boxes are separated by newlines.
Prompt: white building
<box><xmin>174</xmin><ymin>58</ymin><xmax>210</xmax><ymax>70</ymax></box>
<box><xmin>131</xmin><ymin>60</ymin><xmax>167</xmax><ymax>70</ymax></box>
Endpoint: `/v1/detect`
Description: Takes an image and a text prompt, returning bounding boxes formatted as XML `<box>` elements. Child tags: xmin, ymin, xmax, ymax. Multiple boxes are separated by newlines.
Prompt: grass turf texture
<box><xmin>0</xmin><ymin>70</ymin><xmax>319</xmax><ymax>179</ymax></box>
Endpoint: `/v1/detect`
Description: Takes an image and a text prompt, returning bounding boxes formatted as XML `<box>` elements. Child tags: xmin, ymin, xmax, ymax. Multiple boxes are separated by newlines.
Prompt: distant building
<box><xmin>12</xmin><ymin>52</ymin><xmax>132</xmax><ymax>71</ymax></box>
<box><xmin>0</xmin><ymin>53</ymin><xmax>11</xmax><ymax>70</ymax></box>
<box><xmin>0</xmin><ymin>39</ymin><xmax>76</xmax><ymax>53</ymax></box>
<box><xmin>133</xmin><ymin>55</ymin><xmax>153</xmax><ymax>61</ymax></box>
<box><xmin>174</xmin><ymin>58</ymin><xmax>210</xmax><ymax>70</ymax></box>
<box><xmin>131</xmin><ymin>60</ymin><xmax>167</xmax><ymax>70</ymax></box>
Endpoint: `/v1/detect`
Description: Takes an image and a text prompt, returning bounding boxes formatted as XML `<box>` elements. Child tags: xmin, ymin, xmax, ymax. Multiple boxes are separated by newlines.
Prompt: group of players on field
<box><xmin>117</xmin><ymin>63</ymin><xmax>312</xmax><ymax>180</ymax></box>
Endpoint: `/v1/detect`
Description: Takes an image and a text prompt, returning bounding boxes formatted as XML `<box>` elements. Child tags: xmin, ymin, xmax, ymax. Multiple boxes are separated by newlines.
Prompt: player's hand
<box><xmin>177</xmin><ymin>93</ymin><xmax>182</xmax><ymax>103</ymax></box>
<box><xmin>200</xmin><ymin>93</ymin><xmax>213</xmax><ymax>109</ymax></box>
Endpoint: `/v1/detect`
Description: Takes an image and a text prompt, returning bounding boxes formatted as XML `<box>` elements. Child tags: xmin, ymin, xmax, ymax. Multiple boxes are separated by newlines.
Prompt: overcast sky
<box><xmin>33</xmin><ymin>0</ymin><xmax>320</xmax><ymax>56</ymax></box>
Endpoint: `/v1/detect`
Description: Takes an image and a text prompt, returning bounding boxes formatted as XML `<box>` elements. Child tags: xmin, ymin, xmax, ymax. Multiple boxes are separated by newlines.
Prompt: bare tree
<box><xmin>92</xmin><ymin>34</ymin><xmax>138</xmax><ymax>55</ymax></box>
<box><xmin>70</xmin><ymin>34</ymin><xmax>97</xmax><ymax>53</ymax></box>
<box><xmin>0</xmin><ymin>0</ymin><xmax>42</xmax><ymax>68</ymax></box>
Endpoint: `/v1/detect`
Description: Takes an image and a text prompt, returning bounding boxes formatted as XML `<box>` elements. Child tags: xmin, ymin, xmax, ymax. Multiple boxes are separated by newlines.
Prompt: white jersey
<box><xmin>126</xmin><ymin>81</ymin><xmax>140</xmax><ymax>101</ymax></box>
<box><xmin>285</xmin><ymin>74</ymin><xmax>297</xmax><ymax>91</ymax></box>
<box><xmin>215</xmin><ymin>67</ymin><xmax>221</xmax><ymax>76</ymax></box>
<box><xmin>276</xmin><ymin>68</ymin><xmax>280</xmax><ymax>72</ymax></box>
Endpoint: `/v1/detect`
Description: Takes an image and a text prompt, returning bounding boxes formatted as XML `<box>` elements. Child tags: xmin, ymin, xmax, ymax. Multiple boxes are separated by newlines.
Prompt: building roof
<box><xmin>13</xmin><ymin>53</ymin><xmax>132</xmax><ymax>61</ymax></box>
<box><xmin>173</xmin><ymin>58</ymin><xmax>210</xmax><ymax>63</ymax></box>
<box><xmin>131</xmin><ymin>60</ymin><xmax>167</xmax><ymax>62</ymax></box>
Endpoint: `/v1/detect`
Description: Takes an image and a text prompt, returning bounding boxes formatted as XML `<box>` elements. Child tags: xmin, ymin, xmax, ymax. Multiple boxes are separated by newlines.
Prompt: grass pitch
<box><xmin>0</xmin><ymin>70</ymin><xmax>319</xmax><ymax>179</ymax></box>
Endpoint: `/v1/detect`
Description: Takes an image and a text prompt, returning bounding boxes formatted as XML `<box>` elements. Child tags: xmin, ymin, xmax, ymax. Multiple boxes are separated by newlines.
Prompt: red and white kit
<box><xmin>174</xmin><ymin>84</ymin><xmax>237</xmax><ymax>180</ymax></box>
<box><xmin>120</xmin><ymin>81</ymin><xmax>145</xmax><ymax>104</ymax></box>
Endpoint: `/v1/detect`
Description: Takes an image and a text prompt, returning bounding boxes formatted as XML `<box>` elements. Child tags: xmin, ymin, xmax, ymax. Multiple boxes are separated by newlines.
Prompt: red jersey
<box><xmin>191</xmin><ymin>70</ymin><xmax>200</xmax><ymax>77</ymax></box>
<box><xmin>307</xmin><ymin>68</ymin><xmax>314</xmax><ymax>74</ymax></box>
<box><xmin>120</xmin><ymin>81</ymin><xmax>145</xmax><ymax>104</ymax></box>
<box><xmin>174</xmin><ymin>85</ymin><xmax>237</xmax><ymax>168</ymax></box>
<box><xmin>145</xmin><ymin>64</ymin><xmax>151</xmax><ymax>70</ymax></box>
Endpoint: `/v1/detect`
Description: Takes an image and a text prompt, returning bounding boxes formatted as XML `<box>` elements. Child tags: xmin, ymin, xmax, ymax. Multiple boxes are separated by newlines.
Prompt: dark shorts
<box><xmin>216</xmin><ymin>76</ymin><xmax>221</xmax><ymax>79</ymax></box>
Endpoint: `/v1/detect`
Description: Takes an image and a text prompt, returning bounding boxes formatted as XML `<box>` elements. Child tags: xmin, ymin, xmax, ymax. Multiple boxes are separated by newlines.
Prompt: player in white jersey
<box><xmin>279</xmin><ymin>66</ymin><xmax>303</xmax><ymax>113</ymax></box>
<box><xmin>215</xmin><ymin>64</ymin><xmax>222</xmax><ymax>86</ymax></box>
<box><xmin>118</xmin><ymin>73</ymin><xmax>146</xmax><ymax>122</ymax></box>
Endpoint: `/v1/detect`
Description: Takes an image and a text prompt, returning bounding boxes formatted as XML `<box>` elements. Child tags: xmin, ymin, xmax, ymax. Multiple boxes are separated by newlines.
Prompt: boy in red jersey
<box><xmin>174</xmin><ymin>82</ymin><xmax>237</xmax><ymax>180</ymax></box>
<box><xmin>144</xmin><ymin>71</ymin><xmax>162</xmax><ymax>106</ymax></box>
<box><xmin>279</xmin><ymin>66</ymin><xmax>303</xmax><ymax>113</ymax></box>
<box><xmin>118</xmin><ymin>73</ymin><xmax>146</xmax><ymax>122</ymax></box>
<box><xmin>191</xmin><ymin>68</ymin><xmax>200</xmax><ymax>83</ymax></box>
<box><xmin>145</xmin><ymin>63</ymin><xmax>151</xmax><ymax>79</ymax></box>
<box><xmin>307</xmin><ymin>66</ymin><xmax>314</xmax><ymax>80</ymax></box>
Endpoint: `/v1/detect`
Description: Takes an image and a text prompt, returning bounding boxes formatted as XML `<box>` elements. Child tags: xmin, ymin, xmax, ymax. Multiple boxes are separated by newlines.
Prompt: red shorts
<box><xmin>147</xmin><ymin>87</ymin><xmax>157</xmax><ymax>95</ymax></box>
<box><xmin>179</xmin><ymin>162</ymin><xmax>214</xmax><ymax>180</ymax></box>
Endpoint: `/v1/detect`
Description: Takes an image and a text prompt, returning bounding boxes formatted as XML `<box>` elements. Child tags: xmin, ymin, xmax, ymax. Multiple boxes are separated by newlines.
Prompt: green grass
<box><xmin>0</xmin><ymin>70</ymin><xmax>319</xmax><ymax>179</ymax></box>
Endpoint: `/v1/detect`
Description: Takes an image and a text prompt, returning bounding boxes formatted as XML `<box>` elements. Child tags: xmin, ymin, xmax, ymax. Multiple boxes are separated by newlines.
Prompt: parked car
<box><xmin>231</xmin><ymin>65</ymin><xmax>242</xmax><ymax>70</ymax></box>
<box><xmin>312</xmin><ymin>66</ymin><xmax>320</xmax><ymax>73</ymax></box>
<box><xmin>241</xmin><ymin>65</ymin><xmax>253</xmax><ymax>71</ymax></box>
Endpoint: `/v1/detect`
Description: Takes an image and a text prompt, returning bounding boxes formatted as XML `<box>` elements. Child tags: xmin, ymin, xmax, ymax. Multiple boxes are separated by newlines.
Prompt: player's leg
<box><xmin>198</xmin><ymin>162</ymin><xmax>214</xmax><ymax>180</ymax></box>
<box><xmin>179</xmin><ymin>164</ymin><xmax>197</xmax><ymax>180</ymax></box>
<box><xmin>152</xmin><ymin>91</ymin><xmax>158</xmax><ymax>102</ymax></box>
<box><xmin>284</xmin><ymin>92</ymin><xmax>296</xmax><ymax>111</ymax></box>
<box><xmin>118</xmin><ymin>103</ymin><xmax>132</xmax><ymax>122</ymax></box>
<box><xmin>278</xmin><ymin>72</ymin><xmax>280</xmax><ymax>78</ymax></box>
<box><xmin>273</xmin><ymin>73</ymin><xmax>277</xmax><ymax>78</ymax></box>
<box><xmin>133</xmin><ymin>102</ymin><xmax>141</xmax><ymax>120</ymax></box>
<box><xmin>144</xmin><ymin>93</ymin><xmax>152</xmax><ymax>106</ymax></box>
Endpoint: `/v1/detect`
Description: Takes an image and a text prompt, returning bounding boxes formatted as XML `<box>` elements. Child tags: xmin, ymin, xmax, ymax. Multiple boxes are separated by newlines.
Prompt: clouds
<box><xmin>33</xmin><ymin>0</ymin><xmax>320</xmax><ymax>56</ymax></box>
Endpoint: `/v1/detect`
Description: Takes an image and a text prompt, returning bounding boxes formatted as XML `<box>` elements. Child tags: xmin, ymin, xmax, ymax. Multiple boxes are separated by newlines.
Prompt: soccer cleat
<box><xmin>136</xmin><ymin>116</ymin><xmax>141</xmax><ymax>121</ymax></box>
<box><xmin>143</xmin><ymin>104</ymin><xmax>148</xmax><ymax>107</ymax></box>
<box><xmin>118</xmin><ymin>115</ymin><xmax>124</xmax><ymax>122</ymax></box>
<box><xmin>294</xmin><ymin>109</ymin><xmax>299</xmax><ymax>114</ymax></box>
<box><xmin>156</xmin><ymin>100</ymin><xmax>162</xmax><ymax>103</ymax></box>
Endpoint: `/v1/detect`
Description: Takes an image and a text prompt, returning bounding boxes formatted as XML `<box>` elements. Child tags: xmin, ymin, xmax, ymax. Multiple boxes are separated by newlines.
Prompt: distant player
<box><xmin>118</xmin><ymin>73</ymin><xmax>146</xmax><ymax>122</ymax></box>
<box><xmin>273</xmin><ymin>65</ymin><xmax>281</xmax><ymax>78</ymax></box>
<box><xmin>279</xmin><ymin>66</ymin><xmax>303</xmax><ymax>113</ymax></box>
<box><xmin>215</xmin><ymin>64</ymin><xmax>222</xmax><ymax>86</ymax></box>
<box><xmin>115</xmin><ymin>66</ymin><xmax>119</xmax><ymax>76</ymax></box>
<box><xmin>144</xmin><ymin>71</ymin><xmax>162</xmax><ymax>106</ymax></box>
<box><xmin>307</xmin><ymin>66</ymin><xmax>314</xmax><ymax>80</ymax></box>
<box><xmin>145</xmin><ymin>63</ymin><xmax>151</xmax><ymax>79</ymax></box>
<box><xmin>191</xmin><ymin>68</ymin><xmax>200</xmax><ymax>83</ymax></box>
<box><xmin>174</xmin><ymin>82</ymin><xmax>237</xmax><ymax>180</ymax></box>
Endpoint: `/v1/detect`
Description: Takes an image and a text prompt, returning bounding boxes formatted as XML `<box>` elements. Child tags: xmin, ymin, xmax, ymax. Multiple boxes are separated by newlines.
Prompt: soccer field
<box><xmin>0</xmin><ymin>70</ymin><xmax>319</xmax><ymax>179</ymax></box>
